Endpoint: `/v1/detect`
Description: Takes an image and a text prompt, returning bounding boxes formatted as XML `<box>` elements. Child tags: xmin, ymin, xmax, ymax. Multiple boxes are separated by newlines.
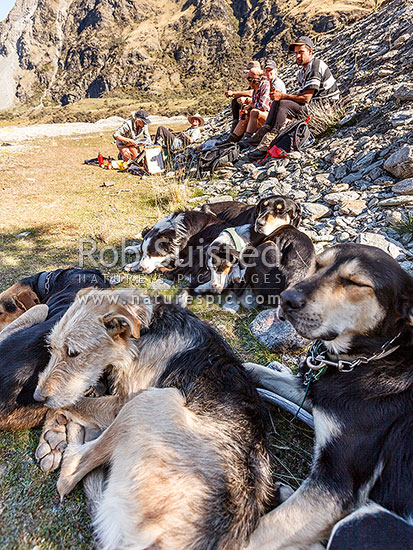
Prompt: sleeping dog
<box><xmin>246</xmin><ymin>243</ymin><xmax>413</xmax><ymax>550</ymax></box>
<box><xmin>0</xmin><ymin>268</ymin><xmax>109</xmax><ymax>432</ymax></box>
<box><xmin>200</xmin><ymin>199</ymin><xmax>256</xmax><ymax>226</ymax></box>
<box><xmin>191</xmin><ymin>196</ymin><xmax>312</xmax><ymax>297</ymax></box>
<box><xmin>123</xmin><ymin>210</ymin><xmax>222</xmax><ymax>273</ymax></box>
<box><xmin>33</xmin><ymin>289</ymin><xmax>273</xmax><ymax>549</ymax></box>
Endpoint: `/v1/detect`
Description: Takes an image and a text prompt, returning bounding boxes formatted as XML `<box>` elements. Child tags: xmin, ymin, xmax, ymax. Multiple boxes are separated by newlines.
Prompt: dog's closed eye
<box><xmin>66</xmin><ymin>348</ymin><xmax>80</xmax><ymax>358</ymax></box>
<box><xmin>341</xmin><ymin>277</ymin><xmax>373</xmax><ymax>289</ymax></box>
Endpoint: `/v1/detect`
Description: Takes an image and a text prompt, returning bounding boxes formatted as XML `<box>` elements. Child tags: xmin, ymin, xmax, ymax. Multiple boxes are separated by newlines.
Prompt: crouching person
<box><xmin>113</xmin><ymin>109</ymin><xmax>152</xmax><ymax>161</ymax></box>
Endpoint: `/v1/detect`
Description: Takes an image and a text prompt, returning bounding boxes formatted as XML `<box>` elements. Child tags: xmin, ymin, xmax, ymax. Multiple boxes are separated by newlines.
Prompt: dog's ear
<box><xmin>12</xmin><ymin>289</ymin><xmax>40</xmax><ymax>311</ymax></box>
<box><xmin>102</xmin><ymin>311</ymin><xmax>141</xmax><ymax>340</ymax></box>
<box><xmin>141</xmin><ymin>226</ymin><xmax>151</xmax><ymax>239</ymax></box>
<box><xmin>289</xmin><ymin>201</ymin><xmax>301</xmax><ymax>227</ymax></box>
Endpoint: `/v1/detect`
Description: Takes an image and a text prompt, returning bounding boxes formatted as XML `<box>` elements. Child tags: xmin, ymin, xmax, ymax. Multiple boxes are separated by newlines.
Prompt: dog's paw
<box><xmin>36</xmin><ymin>412</ymin><xmax>84</xmax><ymax>473</ymax></box>
<box><xmin>123</xmin><ymin>261</ymin><xmax>140</xmax><ymax>273</ymax></box>
<box><xmin>57</xmin><ymin>443</ymin><xmax>84</xmax><ymax>499</ymax></box>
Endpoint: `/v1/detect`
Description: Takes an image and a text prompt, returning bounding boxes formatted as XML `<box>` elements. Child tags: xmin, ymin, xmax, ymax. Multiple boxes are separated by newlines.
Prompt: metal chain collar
<box><xmin>305</xmin><ymin>332</ymin><xmax>402</xmax><ymax>377</ymax></box>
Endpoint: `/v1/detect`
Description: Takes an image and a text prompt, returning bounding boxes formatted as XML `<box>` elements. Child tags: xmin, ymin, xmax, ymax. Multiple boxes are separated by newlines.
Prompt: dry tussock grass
<box><xmin>301</xmin><ymin>99</ymin><xmax>346</xmax><ymax>137</ymax></box>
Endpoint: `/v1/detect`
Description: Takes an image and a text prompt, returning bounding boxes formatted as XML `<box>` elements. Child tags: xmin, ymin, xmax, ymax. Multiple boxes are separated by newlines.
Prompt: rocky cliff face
<box><xmin>0</xmin><ymin>0</ymin><xmax>377</xmax><ymax>110</ymax></box>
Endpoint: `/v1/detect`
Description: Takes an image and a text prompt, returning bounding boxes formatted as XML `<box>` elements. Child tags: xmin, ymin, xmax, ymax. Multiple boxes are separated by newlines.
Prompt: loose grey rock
<box><xmin>150</xmin><ymin>279</ymin><xmax>174</xmax><ymax>290</ymax></box>
<box><xmin>391</xmin><ymin>110</ymin><xmax>413</xmax><ymax>128</ymax></box>
<box><xmin>384</xmin><ymin>146</ymin><xmax>413</xmax><ymax>179</ymax></box>
<box><xmin>302</xmin><ymin>202</ymin><xmax>330</xmax><ymax>220</ymax></box>
<box><xmin>356</xmin><ymin>232</ymin><xmax>405</xmax><ymax>260</ymax></box>
<box><xmin>379</xmin><ymin>196</ymin><xmax>413</xmax><ymax>206</ymax></box>
<box><xmin>324</xmin><ymin>191</ymin><xmax>360</xmax><ymax>206</ymax></box>
<box><xmin>207</xmin><ymin>195</ymin><xmax>234</xmax><ymax>203</ymax></box>
<box><xmin>394</xmin><ymin>83</ymin><xmax>413</xmax><ymax>101</ymax></box>
<box><xmin>250</xmin><ymin>309</ymin><xmax>310</xmax><ymax>352</ymax></box>
<box><xmin>392</xmin><ymin>178</ymin><xmax>413</xmax><ymax>195</ymax></box>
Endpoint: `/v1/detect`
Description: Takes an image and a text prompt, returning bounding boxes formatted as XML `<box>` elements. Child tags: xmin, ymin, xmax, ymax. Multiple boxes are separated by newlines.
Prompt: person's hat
<box><xmin>265</xmin><ymin>60</ymin><xmax>277</xmax><ymax>69</ymax></box>
<box><xmin>243</xmin><ymin>60</ymin><xmax>261</xmax><ymax>75</ymax></box>
<box><xmin>131</xmin><ymin>109</ymin><xmax>151</xmax><ymax>124</ymax></box>
<box><xmin>288</xmin><ymin>36</ymin><xmax>315</xmax><ymax>52</ymax></box>
<box><xmin>188</xmin><ymin>113</ymin><xmax>205</xmax><ymax>126</ymax></box>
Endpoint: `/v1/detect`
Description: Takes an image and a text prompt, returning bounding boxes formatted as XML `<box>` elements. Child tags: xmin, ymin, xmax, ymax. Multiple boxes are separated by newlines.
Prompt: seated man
<box><xmin>113</xmin><ymin>109</ymin><xmax>152</xmax><ymax>161</ymax></box>
<box><xmin>245</xmin><ymin>59</ymin><xmax>286</xmax><ymax>146</ymax></box>
<box><xmin>226</xmin><ymin>60</ymin><xmax>261</xmax><ymax>131</ymax></box>
<box><xmin>154</xmin><ymin>114</ymin><xmax>204</xmax><ymax>151</ymax></box>
<box><xmin>224</xmin><ymin>67</ymin><xmax>271</xmax><ymax>145</ymax></box>
<box><xmin>250</xmin><ymin>36</ymin><xmax>339</xmax><ymax>159</ymax></box>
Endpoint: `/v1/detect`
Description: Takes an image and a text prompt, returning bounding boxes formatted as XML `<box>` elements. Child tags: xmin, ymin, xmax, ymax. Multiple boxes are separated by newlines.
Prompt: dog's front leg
<box><xmin>245</xmin><ymin>481</ymin><xmax>346</xmax><ymax>550</ymax></box>
<box><xmin>62</xmin><ymin>395</ymin><xmax>127</xmax><ymax>430</ymax></box>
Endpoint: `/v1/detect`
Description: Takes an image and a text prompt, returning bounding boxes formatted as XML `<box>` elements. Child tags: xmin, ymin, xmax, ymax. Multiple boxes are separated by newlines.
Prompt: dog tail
<box><xmin>83</xmin><ymin>469</ymin><xmax>105</xmax><ymax>518</ymax></box>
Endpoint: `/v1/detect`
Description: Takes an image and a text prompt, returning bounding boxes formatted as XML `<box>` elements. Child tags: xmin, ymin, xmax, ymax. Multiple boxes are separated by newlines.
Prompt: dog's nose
<box><xmin>280</xmin><ymin>289</ymin><xmax>306</xmax><ymax>311</ymax></box>
<box><xmin>256</xmin><ymin>219</ymin><xmax>265</xmax><ymax>227</ymax></box>
<box><xmin>33</xmin><ymin>388</ymin><xmax>46</xmax><ymax>402</ymax></box>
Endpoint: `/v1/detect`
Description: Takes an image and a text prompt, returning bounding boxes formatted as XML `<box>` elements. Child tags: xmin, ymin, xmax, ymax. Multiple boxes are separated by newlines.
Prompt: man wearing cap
<box><xmin>154</xmin><ymin>114</ymin><xmax>204</xmax><ymax>151</ymax></box>
<box><xmin>113</xmin><ymin>109</ymin><xmax>152</xmax><ymax>161</ymax></box>
<box><xmin>249</xmin><ymin>36</ymin><xmax>339</xmax><ymax>158</ymax></box>
<box><xmin>265</xmin><ymin>60</ymin><xmax>286</xmax><ymax>95</ymax></box>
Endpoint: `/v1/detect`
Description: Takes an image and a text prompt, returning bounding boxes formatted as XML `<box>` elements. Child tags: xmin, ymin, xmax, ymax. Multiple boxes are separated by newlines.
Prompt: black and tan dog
<box><xmin>246</xmin><ymin>243</ymin><xmax>413</xmax><ymax>550</ymax></box>
<box><xmin>0</xmin><ymin>268</ymin><xmax>110</xmax><ymax>432</ymax></box>
<box><xmin>32</xmin><ymin>289</ymin><xmax>272</xmax><ymax>549</ymax></box>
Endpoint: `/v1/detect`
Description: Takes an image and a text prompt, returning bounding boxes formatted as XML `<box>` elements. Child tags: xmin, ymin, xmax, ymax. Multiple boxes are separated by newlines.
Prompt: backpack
<box><xmin>197</xmin><ymin>142</ymin><xmax>240</xmax><ymax>176</ymax></box>
<box><xmin>267</xmin><ymin>118</ymin><xmax>312</xmax><ymax>157</ymax></box>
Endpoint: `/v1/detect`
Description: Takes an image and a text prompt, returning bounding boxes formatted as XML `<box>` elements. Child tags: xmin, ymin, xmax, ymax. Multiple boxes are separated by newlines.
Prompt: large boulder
<box><xmin>384</xmin><ymin>146</ymin><xmax>413</xmax><ymax>179</ymax></box>
<box><xmin>355</xmin><ymin>232</ymin><xmax>405</xmax><ymax>260</ymax></box>
<box><xmin>250</xmin><ymin>309</ymin><xmax>310</xmax><ymax>352</ymax></box>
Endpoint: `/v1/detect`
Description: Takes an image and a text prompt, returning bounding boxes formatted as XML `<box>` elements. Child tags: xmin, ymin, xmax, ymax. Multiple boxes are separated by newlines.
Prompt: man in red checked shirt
<box><xmin>249</xmin><ymin>36</ymin><xmax>339</xmax><ymax>159</ymax></box>
<box><xmin>224</xmin><ymin>67</ymin><xmax>271</xmax><ymax>145</ymax></box>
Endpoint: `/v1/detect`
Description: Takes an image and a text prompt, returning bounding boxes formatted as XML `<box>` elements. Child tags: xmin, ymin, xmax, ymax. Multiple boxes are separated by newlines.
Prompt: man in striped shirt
<box><xmin>251</xmin><ymin>36</ymin><xmax>339</xmax><ymax>150</ymax></box>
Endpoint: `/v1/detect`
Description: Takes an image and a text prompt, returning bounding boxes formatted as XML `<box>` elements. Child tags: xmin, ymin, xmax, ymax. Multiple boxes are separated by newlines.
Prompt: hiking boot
<box><xmin>259</xmin><ymin>130</ymin><xmax>278</xmax><ymax>148</ymax></box>
<box><xmin>220</xmin><ymin>132</ymin><xmax>241</xmax><ymax>144</ymax></box>
<box><xmin>250</xmin><ymin>124</ymin><xmax>271</xmax><ymax>144</ymax></box>
<box><xmin>238</xmin><ymin>132</ymin><xmax>254</xmax><ymax>150</ymax></box>
<box><xmin>248</xmin><ymin>148</ymin><xmax>267</xmax><ymax>162</ymax></box>
<box><xmin>247</xmin><ymin>131</ymin><xmax>278</xmax><ymax>162</ymax></box>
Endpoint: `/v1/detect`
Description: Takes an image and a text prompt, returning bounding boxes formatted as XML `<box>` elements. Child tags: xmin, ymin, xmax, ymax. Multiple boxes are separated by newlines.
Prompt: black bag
<box><xmin>197</xmin><ymin>142</ymin><xmax>240</xmax><ymax>176</ymax></box>
<box><xmin>268</xmin><ymin>119</ymin><xmax>312</xmax><ymax>155</ymax></box>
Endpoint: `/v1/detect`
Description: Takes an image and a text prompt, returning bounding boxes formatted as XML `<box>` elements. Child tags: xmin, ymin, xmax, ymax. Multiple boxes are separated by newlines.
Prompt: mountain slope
<box><xmin>0</xmin><ymin>0</ymin><xmax>378</xmax><ymax>110</ymax></box>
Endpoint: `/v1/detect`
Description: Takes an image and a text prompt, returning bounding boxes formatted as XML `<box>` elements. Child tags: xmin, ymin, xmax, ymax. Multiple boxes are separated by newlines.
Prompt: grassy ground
<box><xmin>0</xmin><ymin>131</ymin><xmax>312</xmax><ymax>549</ymax></box>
